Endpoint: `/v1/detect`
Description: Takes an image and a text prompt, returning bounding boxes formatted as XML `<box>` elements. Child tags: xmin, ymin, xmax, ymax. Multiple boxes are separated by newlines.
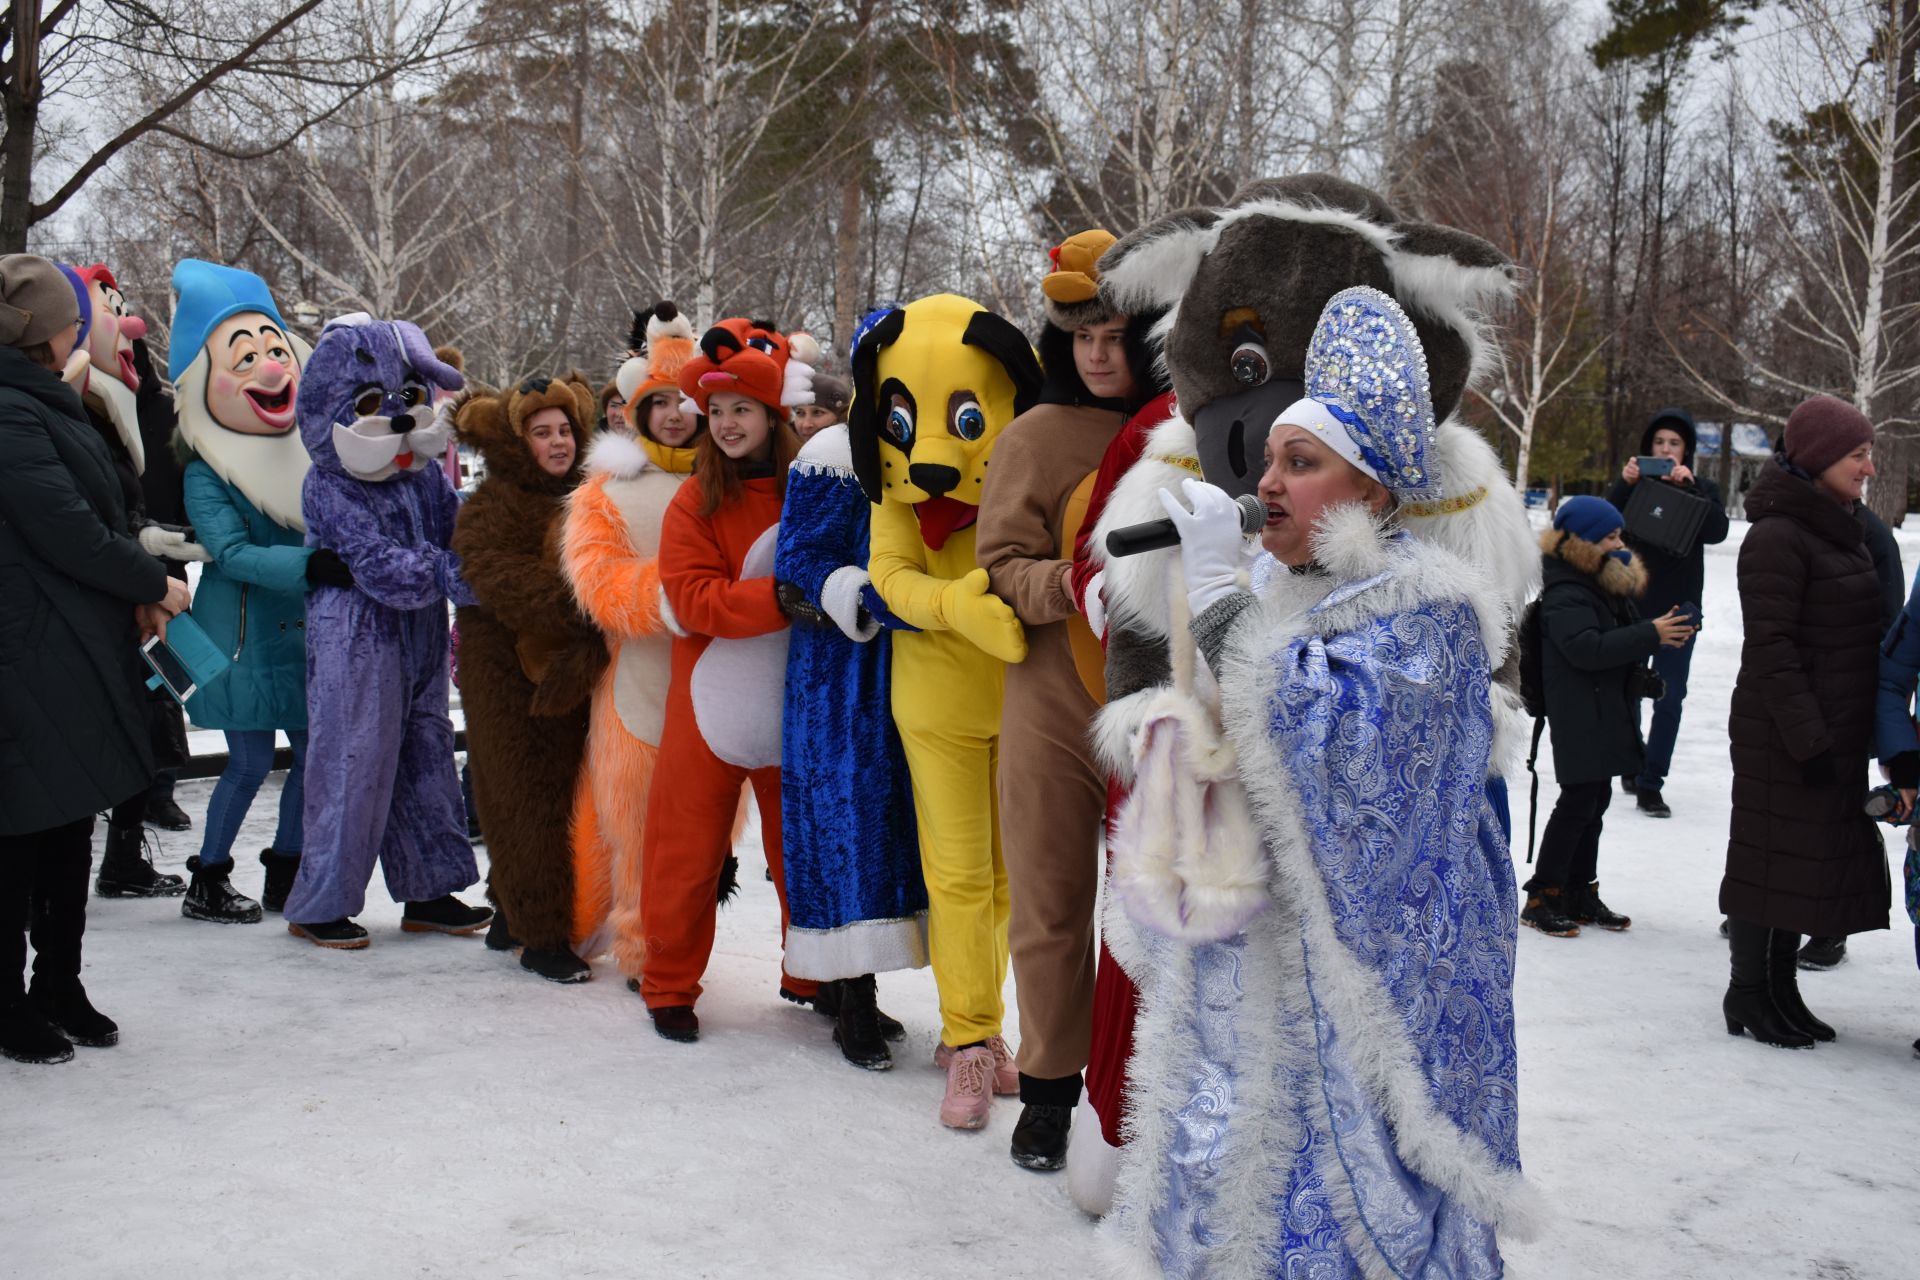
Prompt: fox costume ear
<box><xmin>961</xmin><ymin>309</ymin><xmax>1043</xmax><ymax>416</ymax></box>
<box><xmin>1097</xmin><ymin>206</ymin><xmax>1221</xmax><ymax>313</ymax></box>
<box><xmin>848</xmin><ymin>307</ymin><xmax>906</xmax><ymax>502</ymax></box>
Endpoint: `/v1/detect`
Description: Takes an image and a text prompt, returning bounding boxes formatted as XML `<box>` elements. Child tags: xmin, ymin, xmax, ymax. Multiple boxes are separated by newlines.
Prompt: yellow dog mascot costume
<box><xmin>848</xmin><ymin>294</ymin><xmax>1042</xmax><ymax>1129</ymax></box>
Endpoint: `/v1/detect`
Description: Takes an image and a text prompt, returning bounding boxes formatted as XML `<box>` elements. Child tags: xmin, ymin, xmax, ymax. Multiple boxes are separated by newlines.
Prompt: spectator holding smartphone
<box><xmin>1606</xmin><ymin>407</ymin><xmax>1731</xmax><ymax>818</ymax></box>
<box><xmin>0</xmin><ymin>254</ymin><xmax>187</xmax><ymax>1064</ymax></box>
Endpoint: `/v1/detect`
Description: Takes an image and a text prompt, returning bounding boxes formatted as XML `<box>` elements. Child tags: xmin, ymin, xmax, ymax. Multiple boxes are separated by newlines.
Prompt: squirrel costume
<box><xmin>559</xmin><ymin>302</ymin><xmax>698</xmax><ymax>981</ymax></box>
<box><xmin>974</xmin><ymin>229</ymin><xmax>1173</xmax><ymax>1170</ymax></box>
<box><xmin>773</xmin><ymin>328</ymin><xmax>924</xmax><ymax>1070</ymax></box>
<box><xmin>285</xmin><ymin>315</ymin><xmax>488</xmax><ymax>948</ymax></box>
<box><xmin>847</xmin><ymin>294</ymin><xmax>1044</xmax><ymax>1127</ymax></box>
<box><xmin>168</xmin><ymin>261</ymin><xmax>317</xmax><ymax>925</ymax></box>
<box><xmin>454</xmin><ymin>374</ymin><xmax>608</xmax><ymax>983</ymax></box>
<box><xmin>637</xmin><ymin>317</ymin><xmax>809</xmax><ymax>1043</ymax></box>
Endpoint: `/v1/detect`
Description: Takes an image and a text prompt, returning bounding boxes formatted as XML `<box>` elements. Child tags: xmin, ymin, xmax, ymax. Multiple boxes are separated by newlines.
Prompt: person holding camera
<box><xmin>1605</xmin><ymin>408</ymin><xmax>1730</xmax><ymax>819</ymax></box>
<box><xmin>1721</xmin><ymin>396</ymin><xmax>1888</xmax><ymax>1049</ymax></box>
<box><xmin>0</xmin><ymin>255</ymin><xmax>188</xmax><ymax>1064</ymax></box>
<box><xmin>1525</xmin><ymin>496</ymin><xmax>1696</xmax><ymax>938</ymax></box>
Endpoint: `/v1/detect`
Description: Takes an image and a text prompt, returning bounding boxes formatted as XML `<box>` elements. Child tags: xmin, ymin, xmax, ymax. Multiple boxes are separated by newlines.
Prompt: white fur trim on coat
<box><xmin>820</xmin><ymin>564</ymin><xmax>879</xmax><ymax>642</ymax></box>
<box><xmin>1082</xmin><ymin>567</ymin><xmax>1107</xmax><ymax>638</ymax></box>
<box><xmin>791</xmin><ymin>421</ymin><xmax>854</xmax><ymax>474</ymax></box>
<box><xmin>1092</xmin><ymin>413</ymin><xmax>1200</xmax><ymax>643</ymax></box>
<box><xmin>1067</xmin><ymin>1096</ymin><xmax>1121</xmax><ymax>1218</ymax></box>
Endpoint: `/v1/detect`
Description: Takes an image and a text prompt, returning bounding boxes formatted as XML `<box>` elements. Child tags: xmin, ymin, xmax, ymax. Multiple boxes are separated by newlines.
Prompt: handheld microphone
<box><xmin>1105</xmin><ymin>492</ymin><xmax>1268</xmax><ymax>558</ymax></box>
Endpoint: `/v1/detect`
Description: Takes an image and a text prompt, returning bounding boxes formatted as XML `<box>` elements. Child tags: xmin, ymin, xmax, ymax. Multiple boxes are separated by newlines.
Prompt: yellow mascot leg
<box><xmin>901</xmin><ymin>724</ymin><xmax>1010</xmax><ymax>1049</ymax></box>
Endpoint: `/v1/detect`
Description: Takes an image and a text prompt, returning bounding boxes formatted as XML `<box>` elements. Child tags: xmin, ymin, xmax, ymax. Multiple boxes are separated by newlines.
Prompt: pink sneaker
<box><xmin>934</xmin><ymin>1035</ymin><xmax>1019</xmax><ymax>1096</ymax></box>
<box><xmin>940</xmin><ymin>1045</ymin><xmax>996</xmax><ymax>1130</ymax></box>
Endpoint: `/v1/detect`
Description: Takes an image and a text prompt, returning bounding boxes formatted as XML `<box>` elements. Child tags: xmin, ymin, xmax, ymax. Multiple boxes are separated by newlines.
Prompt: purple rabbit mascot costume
<box><xmin>283</xmin><ymin>315</ymin><xmax>483</xmax><ymax>937</ymax></box>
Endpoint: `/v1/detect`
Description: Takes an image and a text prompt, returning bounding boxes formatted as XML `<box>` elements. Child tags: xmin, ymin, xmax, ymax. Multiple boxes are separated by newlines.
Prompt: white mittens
<box><xmin>1156</xmin><ymin>477</ymin><xmax>1248</xmax><ymax>618</ymax></box>
<box><xmin>138</xmin><ymin>523</ymin><xmax>210</xmax><ymax>563</ymax></box>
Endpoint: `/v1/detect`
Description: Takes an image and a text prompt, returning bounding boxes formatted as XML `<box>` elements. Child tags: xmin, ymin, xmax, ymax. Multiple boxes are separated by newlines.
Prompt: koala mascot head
<box><xmin>847</xmin><ymin>293</ymin><xmax>1044</xmax><ymax>546</ymax></box>
<box><xmin>1098</xmin><ymin>174</ymin><xmax>1515</xmax><ymax>500</ymax></box>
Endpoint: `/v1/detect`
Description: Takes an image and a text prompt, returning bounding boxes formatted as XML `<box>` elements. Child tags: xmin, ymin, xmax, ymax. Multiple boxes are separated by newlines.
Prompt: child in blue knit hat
<box><xmin>1525</xmin><ymin>495</ymin><xmax>1697</xmax><ymax>937</ymax></box>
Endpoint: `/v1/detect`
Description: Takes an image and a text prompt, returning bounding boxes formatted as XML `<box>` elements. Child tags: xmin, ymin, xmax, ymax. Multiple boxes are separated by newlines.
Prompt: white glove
<box><xmin>138</xmin><ymin>523</ymin><xmax>211</xmax><ymax>563</ymax></box>
<box><xmin>1156</xmin><ymin>477</ymin><xmax>1247</xmax><ymax>617</ymax></box>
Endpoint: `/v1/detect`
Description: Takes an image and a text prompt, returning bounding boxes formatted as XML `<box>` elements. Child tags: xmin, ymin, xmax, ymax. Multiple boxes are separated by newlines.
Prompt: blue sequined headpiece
<box><xmin>1302</xmin><ymin>286</ymin><xmax>1440</xmax><ymax>503</ymax></box>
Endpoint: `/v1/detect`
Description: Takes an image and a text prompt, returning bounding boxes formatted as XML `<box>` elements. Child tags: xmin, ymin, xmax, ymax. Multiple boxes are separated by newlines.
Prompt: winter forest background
<box><xmin>4</xmin><ymin>0</ymin><xmax>1918</xmax><ymax>519</ymax></box>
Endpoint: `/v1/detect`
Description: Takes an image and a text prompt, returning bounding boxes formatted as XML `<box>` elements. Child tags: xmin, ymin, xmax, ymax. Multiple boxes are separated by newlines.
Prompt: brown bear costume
<box><xmin>453</xmin><ymin>374</ymin><xmax>609</xmax><ymax>982</ymax></box>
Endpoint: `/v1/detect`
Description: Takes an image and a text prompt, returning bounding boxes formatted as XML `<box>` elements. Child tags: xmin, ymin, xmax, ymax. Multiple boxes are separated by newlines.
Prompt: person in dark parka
<box><xmin>1525</xmin><ymin>496</ymin><xmax>1694</xmax><ymax>937</ymax></box>
<box><xmin>0</xmin><ymin>254</ymin><xmax>187</xmax><ymax>1064</ymax></box>
<box><xmin>1722</xmin><ymin>396</ymin><xmax>1889</xmax><ymax>1050</ymax></box>
<box><xmin>1605</xmin><ymin>407</ymin><xmax>1731</xmax><ymax>817</ymax></box>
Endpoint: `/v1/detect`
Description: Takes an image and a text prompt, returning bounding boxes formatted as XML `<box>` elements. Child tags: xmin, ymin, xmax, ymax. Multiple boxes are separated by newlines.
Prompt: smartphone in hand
<box><xmin>1638</xmin><ymin>456</ymin><xmax>1675</xmax><ymax>478</ymax></box>
<box><xmin>141</xmin><ymin>635</ymin><xmax>198</xmax><ymax>702</ymax></box>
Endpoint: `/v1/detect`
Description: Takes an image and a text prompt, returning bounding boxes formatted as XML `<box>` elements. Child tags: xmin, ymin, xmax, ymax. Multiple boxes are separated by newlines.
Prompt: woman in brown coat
<box><xmin>1723</xmin><ymin>395</ymin><xmax>1890</xmax><ymax>1049</ymax></box>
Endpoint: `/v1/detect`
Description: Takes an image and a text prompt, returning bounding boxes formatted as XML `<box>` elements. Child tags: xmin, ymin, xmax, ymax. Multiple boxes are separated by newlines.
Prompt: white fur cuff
<box><xmin>658</xmin><ymin>583</ymin><xmax>687</xmax><ymax>638</ymax></box>
<box><xmin>820</xmin><ymin>564</ymin><xmax>880</xmax><ymax>642</ymax></box>
<box><xmin>1084</xmin><ymin>568</ymin><xmax>1107</xmax><ymax>638</ymax></box>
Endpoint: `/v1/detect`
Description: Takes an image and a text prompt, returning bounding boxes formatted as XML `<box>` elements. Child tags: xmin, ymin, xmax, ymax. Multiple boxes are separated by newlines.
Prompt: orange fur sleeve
<box><xmin>561</xmin><ymin>475</ymin><xmax>665</xmax><ymax>642</ymax></box>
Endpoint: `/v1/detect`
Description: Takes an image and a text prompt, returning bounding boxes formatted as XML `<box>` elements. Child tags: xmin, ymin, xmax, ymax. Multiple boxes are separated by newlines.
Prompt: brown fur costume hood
<box><xmin>456</xmin><ymin>372</ymin><xmax>597</xmax><ymax>495</ymax></box>
<box><xmin>1540</xmin><ymin>525</ymin><xmax>1648</xmax><ymax>599</ymax></box>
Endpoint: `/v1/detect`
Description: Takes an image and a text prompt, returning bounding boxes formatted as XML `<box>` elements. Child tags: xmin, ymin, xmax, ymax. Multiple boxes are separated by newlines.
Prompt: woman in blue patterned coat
<box><xmin>1103</xmin><ymin>288</ymin><xmax>1541</xmax><ymax>1278</ymax></box>
<box><xmin>773</xmin><ymin>343</ymin><xmax>925</xmax><ymax>1072</ymax></box>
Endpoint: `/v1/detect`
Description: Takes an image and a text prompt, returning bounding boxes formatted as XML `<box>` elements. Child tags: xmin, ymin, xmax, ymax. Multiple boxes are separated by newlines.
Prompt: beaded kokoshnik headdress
<box><xmin>1276</xmin><ymin>286</ymin><xmax>1464</xmax><ymax>513</ymax></box>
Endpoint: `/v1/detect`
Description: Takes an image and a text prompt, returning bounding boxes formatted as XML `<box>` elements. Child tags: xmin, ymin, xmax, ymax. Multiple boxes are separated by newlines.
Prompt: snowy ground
<box><xmin>6</xmin><ymin>523</ymin><xmax>1920</xmax><ymax>1279</ymax></box>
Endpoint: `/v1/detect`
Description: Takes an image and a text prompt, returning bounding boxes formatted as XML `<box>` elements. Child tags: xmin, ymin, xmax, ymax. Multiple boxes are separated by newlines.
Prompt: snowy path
<box><xmin>6</xmin><ymin>522</ymin><xmax>1920</xmax><ymax>1278</ymax></box>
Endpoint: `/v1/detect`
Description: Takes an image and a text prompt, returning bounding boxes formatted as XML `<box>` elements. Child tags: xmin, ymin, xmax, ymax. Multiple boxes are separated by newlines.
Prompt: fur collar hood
<box><xmin>1541</xmin><ymin>525</ymin><xmax>1647</xmax><ymax>598</ymax></box>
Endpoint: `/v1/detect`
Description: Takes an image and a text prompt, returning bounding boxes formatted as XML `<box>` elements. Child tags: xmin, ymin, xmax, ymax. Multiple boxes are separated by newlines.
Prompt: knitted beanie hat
<box><xmin>1553</xmin><ymin>494</ymin><xmax>1624</xmax><ymax>544</ymax></box>
<box><xmin>0</xmin><ymin>254</ymin><xmax>80</xmax><ymax>349</ymax></box>
<box><xmin>1783</xmin><ymin>394</ymin><xmax>1873</xmax><ymax>477</ymax></box>
<box><xmin>1042</xmin><ymin>229</ymin><xmax>1120</xmax><ymax>330</ymax></box>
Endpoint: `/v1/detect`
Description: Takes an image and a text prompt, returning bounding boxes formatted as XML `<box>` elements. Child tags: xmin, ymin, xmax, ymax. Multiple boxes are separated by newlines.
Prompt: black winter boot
<box><xmin>832</xmin><ymin>974</ymin><xmax>893</xmax><ymax>1071</ymax></box>
<box><xmin>783</xmin><ymin>979</ymin><xmax>905</xmax><ymax>1041</ymax></box>
<box><xmin>28</xmin><ymin>977</ymin><xmax>117</xmax><ymax>1047</ymax></box>
<box><xmin>95</xmin><ymin>824</ymin><xmax>186</xmax><ymax>898</ymax></box>
<box><xmin>143</xmin><ymin>793</ymin><xmax>193</xmax><ymax>833</ymax></box>
<box><xmin>520</xmin><ymin>946</ymin><xmax>590</xmax><ymax>984</ymax></box>
<box><xmin>288</xmin><ymin>918</ymin><xmax>369</xmax><ymax>949</ymax></box>
<box><xmin>401</xmin><ymin>895</ymin><xmax>492</xmax><ymax>935</ymax></box>
<box><xmin>1798</xmin><ymin>935</ymin><xmax>1847</xmax><ymax>971</ymax></box>
<box><xmin>1564</xmin><ymin>881</ymin><xmax>1631</xmax><ymax>931</ymax></box>
<box><xmin>650</xmin><ymin>1004</ymin><xmax>699</xmax><ymax>1042</ymax></box>
<box><xmin>1724</xmin><ymin>919</ymin><xmax>1815</xmax><ymax>1049</ymax></box>
<box><xmin>0</xmin><ymin>996</ymin><xmax>72</xmax><ymax>1064</ymax></box>
<box><xmin>1010</xmin><ymin>1104</ymin><xmax>1073</xmax><ymax>1171</ymax></box>
<box><xmin>181</xmin><ymin>856</ymin><xmax>262</xmax><ymax>924</ymax></box>
<box><xmin>1635</xmin><ymin>788</ymin><xmax>1672</xmax><ymax>818</ymax></box>
<box><xmin>1768</xmin><ymin>929</ymin><xmax>1836</xmax><ymax>1042</ymax></box>
<box><xmin>1520</xmin><ymin>889</ymin><xmax>1581</xmax><ymax>937</ymax></box>
<box><xmin>484</xmin><ymin>903</ymin><xmax>517</xmax><ymax>951</ymax></box>
<box><xmin>257</xmin><ymin>849</ymin><xmax>300</xmax><ymax>913</ymax></box>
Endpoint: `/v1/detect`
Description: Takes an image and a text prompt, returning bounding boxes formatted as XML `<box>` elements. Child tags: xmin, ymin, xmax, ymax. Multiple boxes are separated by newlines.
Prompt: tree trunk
<box><xmin>1</xmin><ymin>1</ymin><xmax>44</xmax><ymax>253</ymax></box>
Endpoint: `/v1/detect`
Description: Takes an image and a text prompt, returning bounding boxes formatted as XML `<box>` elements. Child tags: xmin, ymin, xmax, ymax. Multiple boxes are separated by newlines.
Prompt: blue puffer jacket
<box><xmin>181</xmin><ymin>458</ymin><xmax>312</xmax><ymax>730</ymax></box>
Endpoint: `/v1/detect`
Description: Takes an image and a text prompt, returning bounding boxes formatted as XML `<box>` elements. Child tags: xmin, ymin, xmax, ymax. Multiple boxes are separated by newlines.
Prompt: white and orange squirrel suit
<box><xmin>560</xmin><ymin>303</ymin><xmax>698</xmax><ymax>975</ymax></box>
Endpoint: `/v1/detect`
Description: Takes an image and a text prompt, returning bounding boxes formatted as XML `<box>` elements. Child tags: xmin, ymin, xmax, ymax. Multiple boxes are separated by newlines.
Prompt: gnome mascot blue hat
<box><xmin>169</xmin><ymin>259</ymin><xmax>292</xmax><ymax>382</ymax></box>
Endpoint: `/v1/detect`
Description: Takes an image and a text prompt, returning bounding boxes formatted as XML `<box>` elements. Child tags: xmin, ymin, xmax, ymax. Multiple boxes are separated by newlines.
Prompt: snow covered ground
<box><xmin>6</xmin><ymin>521</ymin><xmax>1920</xmax><ymax>1279</ymax></box>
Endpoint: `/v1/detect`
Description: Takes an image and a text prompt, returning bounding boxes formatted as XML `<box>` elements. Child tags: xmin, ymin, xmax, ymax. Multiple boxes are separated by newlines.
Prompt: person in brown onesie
<box><xmin>453</xmin><ymin>375</ymin><xmax>609</xmax><ymax>985</ymax></box>
<box><xmin>974</xmin><ymin>229</ymin><xmax>1171</xmax><ymax>1173</ymax></box>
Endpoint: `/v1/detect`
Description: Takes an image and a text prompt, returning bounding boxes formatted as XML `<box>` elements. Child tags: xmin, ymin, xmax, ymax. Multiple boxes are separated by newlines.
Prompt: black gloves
<box><xmin>1800</xmin><ymin>752</ymin><xmax>1836</xmax><ymax>788</ymax></box>
<box><xmin>1889</xmin><ymin>752</ymin><xmax>1920</xmax><ymax>790</ymax></box>
<box><xmin>307</xmin><ymin>548</ymin><xmax>355</xmax><ymax>589</ymax></box>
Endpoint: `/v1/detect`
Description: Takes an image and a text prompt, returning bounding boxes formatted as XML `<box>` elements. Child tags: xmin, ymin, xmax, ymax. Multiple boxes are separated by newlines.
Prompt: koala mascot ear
<box><xmin>961</xmin><ymin>309</ymin><xmax>1044</xmax><ymax>416</ymax></box>
<box><xmin>562</xmin><ymin>370</ymin><xmax>599</xmax><ymax>441</ymax></box>
<box><xmin>1388</xmin><ymin>221</ymin><xmax>1517</xmax><ymax>404</ymax></box>
<box><xmin>848</xmin><ymin>307</ymin><xmax>906</xmax><ymax>502</ymax></box>
<box><xmin>1097</xmin><ymin>206</ymin><xmax>1222</xmax><ymax>314</ymax></box>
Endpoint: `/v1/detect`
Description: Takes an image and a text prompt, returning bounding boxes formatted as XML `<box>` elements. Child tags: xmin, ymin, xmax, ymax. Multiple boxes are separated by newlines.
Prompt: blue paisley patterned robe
<box><xmin>1106</xmin><ymin>511</ymin><xmax>1540</xmax><ymax>1280</ymax></box>
<box><xmin>773</xmin><ymin>424</ymin><xmax>928</xmax><ymax>979</ymax></box>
